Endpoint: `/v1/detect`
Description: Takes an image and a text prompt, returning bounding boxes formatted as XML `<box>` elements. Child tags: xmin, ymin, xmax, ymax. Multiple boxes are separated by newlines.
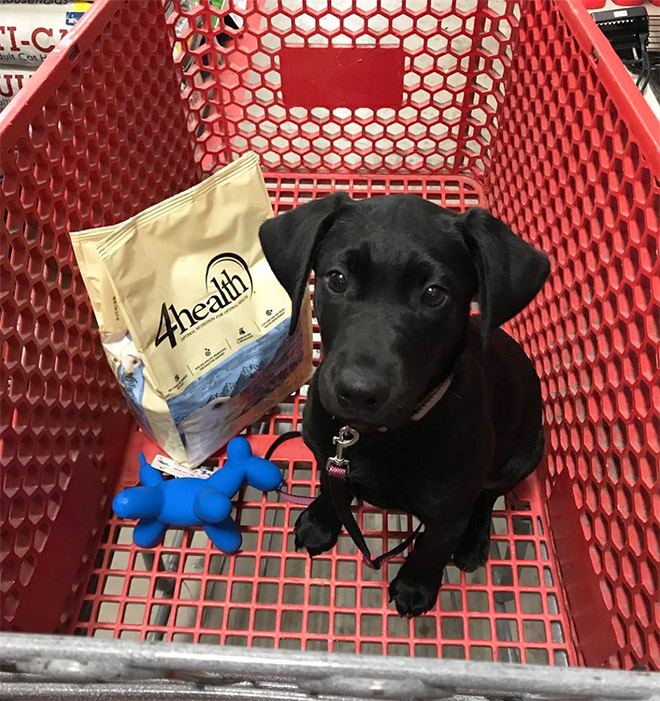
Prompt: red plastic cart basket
<box><xmin>1</xmin><ymin>0</ymin><xmax>659</xmax><ymax>695</ymax></box>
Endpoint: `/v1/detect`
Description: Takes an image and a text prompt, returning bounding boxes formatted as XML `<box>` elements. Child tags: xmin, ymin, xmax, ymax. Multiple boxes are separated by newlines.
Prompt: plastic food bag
<box><xmin>70</xmin><ymin>152</ymin><xmax>313</xmax><ymax>467</ymax></box>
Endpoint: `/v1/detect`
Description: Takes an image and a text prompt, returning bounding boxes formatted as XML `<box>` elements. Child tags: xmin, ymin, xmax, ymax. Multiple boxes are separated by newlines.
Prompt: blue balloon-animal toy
<box><xmin>112</xmin><ymin>437</ymin><xmax>282</xmax><ymax>553</ymax></box>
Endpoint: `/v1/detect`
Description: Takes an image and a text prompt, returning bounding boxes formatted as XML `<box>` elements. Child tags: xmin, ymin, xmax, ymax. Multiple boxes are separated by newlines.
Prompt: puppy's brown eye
<box><xmin>421</xmin><ymin>285</ymin><xmax>447</xmax><ymax>307</ymax></box>
<box><xmin>326</xmin><ymin>271</ymin><xmax>347</xmax><ymax>293</ymax></box>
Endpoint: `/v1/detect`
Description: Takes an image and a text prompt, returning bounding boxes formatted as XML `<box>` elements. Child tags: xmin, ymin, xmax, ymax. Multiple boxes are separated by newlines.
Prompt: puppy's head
<box><xmin>260</xmin><ymin>193</ymin><xmax>549</xmax><ymax>430</ymax></box>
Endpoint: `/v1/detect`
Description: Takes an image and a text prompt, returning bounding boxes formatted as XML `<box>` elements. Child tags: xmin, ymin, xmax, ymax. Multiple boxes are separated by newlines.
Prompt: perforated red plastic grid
<box><xmin>1</xmin><ymin>1</ymin><xmax>201</xmax><ymax>631</ymax></box>
<box><xmin>485</xmin><ymin>1</ymin><xmax>660</xmax><ymax>670</ymax></box>
<box><xmin>1</xmin><ymin>0</ymin><xmax>657</xmax><ymax>671</ymax></box>
<box><xmin>75</xmin><ymin>455</ymin><xmax>572</xmax><ymax>665</ymax></box>
<box><xmin>167</xmin><ymin>0</ymin><xmax>521</xmax><ymax>175</ymax></box>
<box><xmin>71</xmin><ymin>170</ymin><xmax>573</xmax><ymax>665</ymax></box>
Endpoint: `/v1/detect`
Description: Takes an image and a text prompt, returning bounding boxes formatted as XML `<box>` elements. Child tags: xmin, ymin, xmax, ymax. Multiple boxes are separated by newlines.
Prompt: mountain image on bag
<box><xmin>166</xmin><ymin>317</ymin><xmax>290</xmax><ymax>426</ymax></box>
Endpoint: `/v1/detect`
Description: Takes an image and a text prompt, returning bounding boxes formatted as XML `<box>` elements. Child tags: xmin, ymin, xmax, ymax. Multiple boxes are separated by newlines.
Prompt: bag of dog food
<box><xmin>70</xmin><ymin>152</ymin><xmax>313</xmax><ymax>467</ymax></box>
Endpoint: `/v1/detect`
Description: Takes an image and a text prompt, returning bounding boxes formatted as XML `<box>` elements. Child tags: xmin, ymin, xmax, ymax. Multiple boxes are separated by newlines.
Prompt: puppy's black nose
<box><xmin>335</xmin><ymin>369</ymin><xmax>389</xmax><ymax>413</ymax></box>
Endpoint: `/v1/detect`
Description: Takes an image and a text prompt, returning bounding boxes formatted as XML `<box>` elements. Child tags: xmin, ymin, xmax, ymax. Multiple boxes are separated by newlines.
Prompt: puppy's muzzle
<box><xmin>334</xmin><ymin>367</ymin><xmax>390</xmax><ymax>415</ymax></box>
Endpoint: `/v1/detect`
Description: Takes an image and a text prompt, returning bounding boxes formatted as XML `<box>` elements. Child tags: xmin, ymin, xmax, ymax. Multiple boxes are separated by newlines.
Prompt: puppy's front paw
<box><xmin>389</xmin><ymin>571</ymin><xmax>440</xmax><ymax>618</ymax></box>
<box><xmin>294</xmin><ymin>502</ymin><xmax>341</xmax><ymax>557</ymax></box>
<box><xmin>453</xmin><ymin>535</ymin><xmax>490</xmax><ymax>573</ymax></box>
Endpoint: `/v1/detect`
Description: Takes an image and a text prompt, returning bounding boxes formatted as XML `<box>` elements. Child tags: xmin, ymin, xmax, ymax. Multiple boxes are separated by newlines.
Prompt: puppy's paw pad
<box><xmin>294</xmin><ymin>508</ymin><xmax>340</xmax><ymax>557</ymax></box>
<box><xmin>453</xmin><ymin>540</ymin><xmax>490</xmax><ymax>573</ymax></box>
<box><xmin>388</xmin><ymin>573</ymin><xmax>439</xmax><ymax>618</ymax></box>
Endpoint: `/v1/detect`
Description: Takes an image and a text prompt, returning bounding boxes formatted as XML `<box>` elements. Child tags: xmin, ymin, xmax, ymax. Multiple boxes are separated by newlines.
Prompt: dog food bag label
<box><xmin>70</xmin><ymin>226</ymin><xmax>193</xmax><ymax>460</ymax></box>
<box><xmin>0</xmin><ymin>2</ymin><xmax>91</xmax><ymax>67</ymax></box>
<box><xmin>71</xmin><ymin>152</ymin><xmax>313</xmax><ymax>467</ymax></box>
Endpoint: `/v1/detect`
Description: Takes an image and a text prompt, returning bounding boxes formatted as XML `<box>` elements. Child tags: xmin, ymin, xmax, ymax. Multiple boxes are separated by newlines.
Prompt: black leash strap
<box><xmin>265</xmin><ymin>431</ymin><xmax>302</xmax><ymax>461</ymax></box>
<box><xmin>328</xmin><ymin>475</ymin><xmax>422</xmax><ymax>570</ymax></box>
<box><xmin>265</xmin><ymin>431</ymin><xmax>422</xmax><ymax>569</ymax></box>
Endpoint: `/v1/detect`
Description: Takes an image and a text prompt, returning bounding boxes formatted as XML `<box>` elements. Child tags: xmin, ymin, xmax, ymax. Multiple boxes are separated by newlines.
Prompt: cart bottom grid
<box><xmin>72</xmin><ymin>174</ymin><xmax>574</xmax><ymax>666</ymax></box>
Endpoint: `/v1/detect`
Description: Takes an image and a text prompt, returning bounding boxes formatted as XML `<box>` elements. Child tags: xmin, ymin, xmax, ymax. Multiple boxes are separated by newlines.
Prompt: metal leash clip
<box><xmin>325</xmin><ymin>426</ymin><xmax>360</xmax><ymax>480</ymax></box>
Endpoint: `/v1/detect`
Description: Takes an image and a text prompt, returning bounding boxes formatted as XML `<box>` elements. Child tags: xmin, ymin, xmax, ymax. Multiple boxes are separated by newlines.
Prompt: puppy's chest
<box><xmin>345</xmin><ymin>444</ymin><xmax>440</xmax><ymax>516</ymax></box>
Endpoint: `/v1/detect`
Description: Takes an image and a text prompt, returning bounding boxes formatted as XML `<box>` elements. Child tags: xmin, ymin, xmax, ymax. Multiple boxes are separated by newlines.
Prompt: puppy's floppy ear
<box><xmin>259</xmin><ymin>192</ymin><xmax>351</xmax><ymax>334</ymax></box>
<box><xmin>461</xmin><ymin>208</ymin><xmax>550</xmax><ymax>345</ymax></box>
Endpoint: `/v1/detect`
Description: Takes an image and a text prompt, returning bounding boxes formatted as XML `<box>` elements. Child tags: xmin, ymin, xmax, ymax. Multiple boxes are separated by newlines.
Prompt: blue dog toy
<box><xmin>112</xmin><ymin>437</ymin><xmax>282</xmax><ymax>553</ymax></box>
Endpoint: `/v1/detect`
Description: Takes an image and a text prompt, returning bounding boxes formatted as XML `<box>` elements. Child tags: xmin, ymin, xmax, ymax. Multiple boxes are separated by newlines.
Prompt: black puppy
<box><xmin>259</xmin><ymin>193</ymin><xmax>550</xmax><ymax>617</ymax></box>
